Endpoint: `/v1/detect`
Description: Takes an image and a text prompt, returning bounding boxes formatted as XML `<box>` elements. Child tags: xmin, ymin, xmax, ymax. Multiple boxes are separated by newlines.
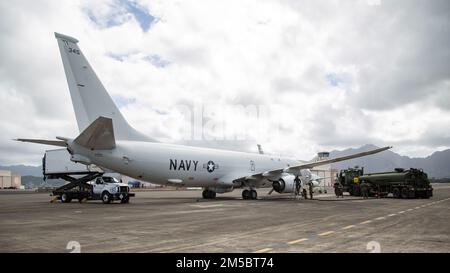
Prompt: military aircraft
<box><xmin>17</xmin><ymin>33</ymin><xmax>391</xmax><ymax>200</ymax></box>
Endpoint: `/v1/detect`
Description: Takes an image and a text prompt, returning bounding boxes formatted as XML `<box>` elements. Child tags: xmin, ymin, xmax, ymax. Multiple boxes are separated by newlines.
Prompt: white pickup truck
<box><xmin>89</xmin><ymin>176</ymin><xmax>133</xmax><ymax>204</ymax></box>
<box><xmin>57</xmin><ymin>176</ymin><xmax>135</xmax><ymax>204</ymax></box>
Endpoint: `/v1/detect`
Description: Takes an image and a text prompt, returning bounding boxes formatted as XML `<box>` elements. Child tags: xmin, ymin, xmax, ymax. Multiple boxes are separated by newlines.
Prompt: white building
<box><xmin>0</xmin><ymin>170</ymin><xmax>21</xmax><ymax>189</ymax></box>
<box><xmin>310</xmin><ymin>152</ymin><xmax>337</xmax><ymax>188</ymax></box>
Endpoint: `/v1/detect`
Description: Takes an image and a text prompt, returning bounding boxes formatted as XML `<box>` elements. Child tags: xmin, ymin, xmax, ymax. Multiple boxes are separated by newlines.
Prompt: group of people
<box><xmin>333</xmin><ymin>180</ymin><xmax>371</xmax><ymax>198</ymax></box>
<box><xmin>295</xmin><ymin>177</ymin><xmax>314</xmax><ymax>200</ymax></box>
<box><xmin>294</xmin><ymin>177</ymin><xmax>372</xmax><ymax>200</ymax></box>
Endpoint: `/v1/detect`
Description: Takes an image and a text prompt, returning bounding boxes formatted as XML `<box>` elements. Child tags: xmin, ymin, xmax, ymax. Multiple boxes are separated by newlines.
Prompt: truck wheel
<box><xmin>401</xmin><ymin>188</ymin><xmax>409</xmax><ymax>199</ymax></box>
<box><xmin>121</xmin><ymin>196</ymin><xmax>130</xmax><ymax>203</ymax></box>
<box><xmin>61</xmin><ymin>193</ymin><xmax>72</xmax><ymax>203</ymax></box>
<box><xmin>393</xmin><ymin>188</ymin><xmax>400</xmax><ymax>198</ymax></box>
<box><xmin>102</xmin><ymin>192</ymin><xmax>112</xmax><ymax>204</ymax></box>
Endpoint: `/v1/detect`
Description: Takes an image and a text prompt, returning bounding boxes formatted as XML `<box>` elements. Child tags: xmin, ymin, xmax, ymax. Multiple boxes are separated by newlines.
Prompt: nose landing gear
<box><xmin>202</xmin><ymin>189</ymin><xmax>216</xmax><ymax>199</ymax></box>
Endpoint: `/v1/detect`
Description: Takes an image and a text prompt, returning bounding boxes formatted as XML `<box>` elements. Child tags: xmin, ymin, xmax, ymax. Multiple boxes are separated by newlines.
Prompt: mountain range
<box><xmin>329</xmin><ymin>144</ymin><xmax>450</xmax><ymax>178</ymax></box>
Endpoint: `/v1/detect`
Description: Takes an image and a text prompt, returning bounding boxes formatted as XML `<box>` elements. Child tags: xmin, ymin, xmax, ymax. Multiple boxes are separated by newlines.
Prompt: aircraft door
<box><xmin>250</xmin><ymin>160</ymin><xmax>255</xmax><ymax>172</ymax></box>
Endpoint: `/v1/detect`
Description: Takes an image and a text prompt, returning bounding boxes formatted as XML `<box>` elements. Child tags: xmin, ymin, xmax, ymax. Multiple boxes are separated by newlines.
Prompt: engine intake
<box><xmin>272</xmin><ymin>175</ymin><xmax>296</xmax><ymax>193</ymax></box>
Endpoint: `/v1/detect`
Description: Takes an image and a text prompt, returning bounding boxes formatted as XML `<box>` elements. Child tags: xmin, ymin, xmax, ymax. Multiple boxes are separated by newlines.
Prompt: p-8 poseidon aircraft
<box><xmin>17</xmin><ymin>33</ymin><xmax>391</xmax><ymax>200</ymax></box>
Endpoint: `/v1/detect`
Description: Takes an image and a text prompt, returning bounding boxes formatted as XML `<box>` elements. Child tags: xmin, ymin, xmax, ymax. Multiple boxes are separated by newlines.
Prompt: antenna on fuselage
<box><xmin>257</xmin><ymin>144</ymin><xmax>264</xmax><ymax>154</ymax></box>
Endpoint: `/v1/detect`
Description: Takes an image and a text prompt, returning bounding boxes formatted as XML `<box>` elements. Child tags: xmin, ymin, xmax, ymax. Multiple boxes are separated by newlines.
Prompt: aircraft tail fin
<box><xmin>74</xmin><ymin>116</ymin><xmax>116</xmax><ymax>150</ymax></box>
<box><xmin>54</xmin><ymin>32</ymin><xmax>151</xmax><ymax>141</ymax></box>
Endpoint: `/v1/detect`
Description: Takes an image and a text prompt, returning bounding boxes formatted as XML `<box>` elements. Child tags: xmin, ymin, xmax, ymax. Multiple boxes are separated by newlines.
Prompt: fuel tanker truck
<box><xmin>338</xmin><ymin>167</ymin><xmax>433</xmax><ymax>199</ymax></box>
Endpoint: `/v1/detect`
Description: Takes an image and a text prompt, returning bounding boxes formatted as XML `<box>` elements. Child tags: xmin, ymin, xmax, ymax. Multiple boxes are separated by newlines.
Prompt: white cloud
<box><xmin>0</xmin><ymin>0</ymin><xmax>449</xmax><ymax>165</ymax></box>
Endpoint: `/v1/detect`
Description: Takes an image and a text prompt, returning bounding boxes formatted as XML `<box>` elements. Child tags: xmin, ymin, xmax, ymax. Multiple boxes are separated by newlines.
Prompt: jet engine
<box><xmin>272</xmin><ymin>175</ymin><xmax>297</xmax><ymax>193</ymax></box>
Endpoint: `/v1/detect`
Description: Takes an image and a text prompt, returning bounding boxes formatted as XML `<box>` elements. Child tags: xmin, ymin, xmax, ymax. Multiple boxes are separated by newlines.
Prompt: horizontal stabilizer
<box><xmin>74</xmin><ymin>116</ymin><xmax>116</xmax><ymax>150</ymax></box>
<box><xmin>15</xmin><ymin>139</ymin><xmax>67</xmax><ymax>147</ymax></box>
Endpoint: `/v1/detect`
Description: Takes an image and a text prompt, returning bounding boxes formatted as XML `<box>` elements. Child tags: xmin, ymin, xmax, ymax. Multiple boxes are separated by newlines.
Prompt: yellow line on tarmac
<box><xmin>342</xmin><ymin>225</ymin><xmax>355</xmax><ymax>230</ymax></box>
<box><xmin>318</xmin><ymin>231</ymin><xmax>335</xmax><ymax>236</ymax></box>
<box><xmin>388</xmin><ymin>214</ymin><xmax>397</xmax><ymax>217</ymax></box>
<box><xmin>398</xmin><ymin>211</ymin><xmax>405</xmax><ymax>214</ymax></box>
<box><xmin>254</xmin><ymin>248</ymin><xmax>272</xmax><ymax>253</ymax></box>
<box><xmin>375</xmin><ymin>217</ymin><xmax>386</xmax><ymax>220</ymax></box>
<box><xmin>360</xmin><ymin>220</ymin><xmax>372</xmax><ymax>225</ymax></box>
<box><xmin>287</xmin><ymin>238</ymin><xmax>308</xmax><ymax>245</ymax></box>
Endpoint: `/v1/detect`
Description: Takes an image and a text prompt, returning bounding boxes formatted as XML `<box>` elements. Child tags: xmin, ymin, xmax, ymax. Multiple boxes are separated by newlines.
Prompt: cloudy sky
<box><xmin>0</xmin><ymin>0</ymin><xmax>449</xmax><ymax>166</ymax></box>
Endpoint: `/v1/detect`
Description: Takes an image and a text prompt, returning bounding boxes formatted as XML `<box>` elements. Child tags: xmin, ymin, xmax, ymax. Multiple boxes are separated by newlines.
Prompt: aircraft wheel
<box><xmin>242</xmin><ymin>189</ymin><xmax>250</xmax><ymax>200</ymax></box>
<box><xmin>210</xmin><ymin>191</ymin><xmax>216</xmax><ymax>199</ymax></box>
<box><xmin>202</xmin><ymin>190</ymin><xmax>216</xmax><ymax>199</ymax></box>
<box><xmin>250</xmin><ymin>190</ymin><xmax>257</xmax><ymax>200</ymax></box>
<box><xmin>202</xmin><ymin>190</ymin><xmax>209</xmax><ymax>199</ymax></box>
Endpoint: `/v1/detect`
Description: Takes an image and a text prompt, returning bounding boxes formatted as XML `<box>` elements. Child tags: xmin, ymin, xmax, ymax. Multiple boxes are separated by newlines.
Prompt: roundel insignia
<box><xmin>207</xmin><ymin>161</ymin><xmax>216</xmax><ymax>173</ymax></box>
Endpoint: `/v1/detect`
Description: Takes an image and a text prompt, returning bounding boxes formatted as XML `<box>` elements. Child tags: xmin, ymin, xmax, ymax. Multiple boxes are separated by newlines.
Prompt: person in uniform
<box><xmin>308</xmin><ymin>182</ymin><xmax>314</xmax><ymax>200</ymax></box>
<box><xmin>294</xmin><ymin>176</ymin><xmax>301</xmax><ymax>197</ymax></box>
<box><xmin>338</xmin><ymin>182</ymin><xmax>344</xmax><ymax>198</ymax></box>
<box><xmin>361</xmin><ymin>181</ymin><xmax>369</xmax><ymax>199</ymax></box>
<box><xmin>334</xmin><ymin>181</ymin><xmax>342</xmax><ymax>198</ymax></box>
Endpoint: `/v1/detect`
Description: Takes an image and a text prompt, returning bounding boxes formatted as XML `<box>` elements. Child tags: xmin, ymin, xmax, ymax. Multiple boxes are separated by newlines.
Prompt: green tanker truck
<box><xmin>338</xmin><ymin>167</ymin><xmax>433</xmax><ymax>199</ymax></box>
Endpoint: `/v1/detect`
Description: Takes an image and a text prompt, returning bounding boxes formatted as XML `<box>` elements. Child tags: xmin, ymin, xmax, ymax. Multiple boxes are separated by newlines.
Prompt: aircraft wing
<box><xmin>240</xmin><ymin>146</ymin><xmax>392</xmax><ymax>182</ymax></box>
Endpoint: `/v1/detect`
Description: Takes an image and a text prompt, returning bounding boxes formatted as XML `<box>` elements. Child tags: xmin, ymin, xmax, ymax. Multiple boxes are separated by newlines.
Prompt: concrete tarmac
<box><xmin>1</xmin><ymin>185</ymin><xmax>449</xmax><ymax>253</ymax></box>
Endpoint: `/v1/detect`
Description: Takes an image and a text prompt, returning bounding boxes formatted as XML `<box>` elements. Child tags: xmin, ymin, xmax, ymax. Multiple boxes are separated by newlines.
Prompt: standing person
<box><xmin>294</xmin><ymin>176</ymin><xmax>301</xmax><ymax>197</ymax></box>
<box><xmin>338</xmin><ymin>182</ymin><xmax>344</xmax><ymax>198</ymax></box>
<box><xmin>308</xmin><ymin>182</ymin><xmax>314</xmax><ymax>200</ymax></box>
<box><xmin>361</xmin><ymin>181</ymin><xmax>369</xmax><ymax>199</ymax></box>
<box><xmin>302</xmin><ymin>188</ymin><xmax>308</xmax><ymax>199</ymax></box>
<box><xmin>334</xmin><ymin>181</ymin><xmax>340</xmax><ymax>198</ymax></box>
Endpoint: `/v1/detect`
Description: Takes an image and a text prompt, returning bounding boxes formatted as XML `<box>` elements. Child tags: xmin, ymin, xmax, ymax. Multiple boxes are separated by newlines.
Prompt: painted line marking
<box><xmin>318</xmin><ymin>231</ymin><xmax>335</xmax><ymax>236</ymax></box>
<box><xmin>287</xmin><ymin>238</ymin><xmax>308</xmax><ymax>245</ymax></box>
<box><xmin>406</xmin><ymin>209</ymin><xmax>413</xmax><ymax>212</ymax></box>
<box><xmin>360</xmin><ymin>220</ymin><xmax>372</xmax><ymax>225</ymax></box>
<box><xmin>414</xmin><ymin>207</ymin><xmax>420</xmax><ymax>209</ymax></box>
<box><xmin>388</xmin><ymin>214</ymin><xmax>397</xmax><ymax>217</ymax></box>
<box><xmin>398</xmin><ymin>211</ymin><xmax>405</xmax><ymax>214</ymax></box>
<box><xmin>342</xmin><ymin>225</ymin><xmax>355</xmax><ymax>230</ymax></box>
<box><xmin>253</xmin><ymin>248</ymin><xmax>272</xmax><ymax>253</ymax></box>
<box><xmin>190</xmin><ymin>204</ymin><xmax>224</xmax><ymax>208</ymax></box>
<box><xmin>375</xmin><ymin>217</ymin><xmax>386</xmax><ymax>220</ymax></box>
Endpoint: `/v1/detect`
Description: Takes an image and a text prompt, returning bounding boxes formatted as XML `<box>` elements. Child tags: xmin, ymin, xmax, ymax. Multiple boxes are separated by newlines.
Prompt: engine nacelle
<box><xmin>310</xmin><ymin>180</ymin><xmax>320</xmax><ymax>187</ymax></box>
<box><xmin>272</xmin><ymin>175</ymin><xmax>296</xmax><ymax>193</ymax></box>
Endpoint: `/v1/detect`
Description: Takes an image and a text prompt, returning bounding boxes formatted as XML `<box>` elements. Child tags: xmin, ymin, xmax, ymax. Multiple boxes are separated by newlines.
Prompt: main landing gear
<box><xmin>242</xmin><ymin>189</ymin><xmax>257</xmax><ymax>200</ymax></box>
<box><xmin>202</xmin><ymin>189</ymin><xmax>216</xmax><ymax>199</ymax></box>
